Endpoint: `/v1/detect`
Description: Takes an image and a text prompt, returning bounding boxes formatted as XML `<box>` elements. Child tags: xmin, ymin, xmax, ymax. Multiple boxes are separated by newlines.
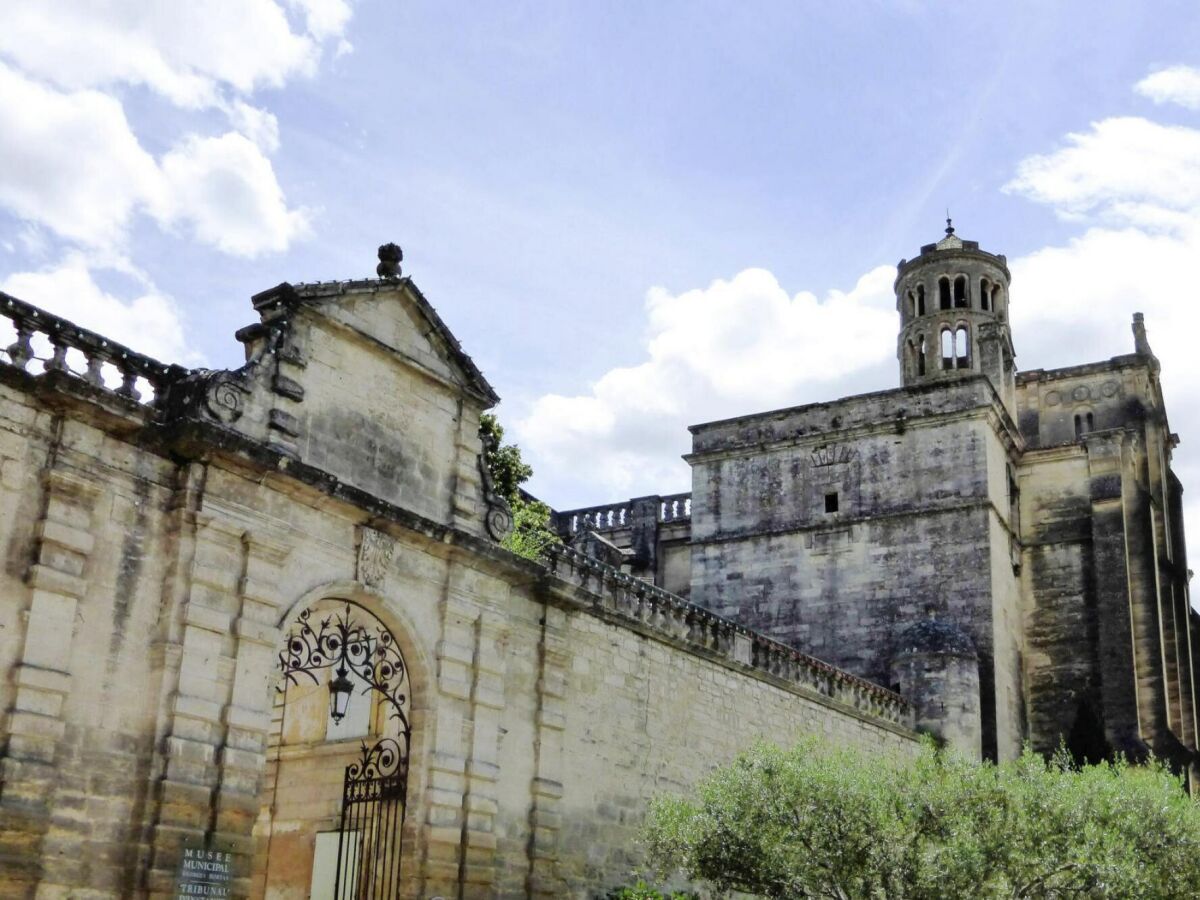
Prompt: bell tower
<box><xmin>895</xmin><ymin>220</ymin><xmax>1016</xmax><ymax>413</ymax></box>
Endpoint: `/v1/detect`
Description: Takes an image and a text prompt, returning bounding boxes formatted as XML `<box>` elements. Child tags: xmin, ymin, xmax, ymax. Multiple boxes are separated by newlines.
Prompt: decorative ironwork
<box><xmin>277</xmin><ymin>603</ymin><xmax>414</xmax><ymax>898</ymax></box>
<box><xmin>278</xmin><ymin>604</ymin><xmax>410</xmax><ymax>732</ymax></box>
<box><xmin>334</xmin><ymin>739</ymin><xmax>409</xmax><ymax>898</ymax></box>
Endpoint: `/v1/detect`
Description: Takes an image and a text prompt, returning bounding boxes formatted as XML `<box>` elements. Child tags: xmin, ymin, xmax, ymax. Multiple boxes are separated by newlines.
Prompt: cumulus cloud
<box><xmin>0</xmin><ymin>1</ymin><xmax>347</xmax><ymax>109</ymax></box>
<box><xmin>0</xmin><ymin>64</ymin><xmax>160</xmax><ymax>248</ymax></box>
<box><xmin>228</xmin><ymin>102</ymin><xmax>281</xmax><ymax>153</ymax></box>
<box><xmin>1136</xmin><ymin>65</ymin><xmax>1200</xmax><ymax>111</ymax></box>
<box><xmin>156</xmin><ymin>133</ymin><xmax>310</xmax><ymax>255</ymax></box>
<box><xmin>0</xmin><ymin>0</ymin><xmax>347</xmax><ymax>260</ymax></box>
<box><xmin>0</xmin><ymin>63</ymin><xmax>309</xmax><ymax>256</ymax></box>
<box><xmin>1005</xmin><ymin>117</ymin><xmax>1200</xmax><ymax>228</ymax></box>
<box><xmin>0</xmin><ymin>255</ymin><xmax>200</xmax><ymax>366</ymax></box>
<box><xmin>517</xmin><ymin>266</ymin><xmax>897</xmax><ymax>498</ymax></box>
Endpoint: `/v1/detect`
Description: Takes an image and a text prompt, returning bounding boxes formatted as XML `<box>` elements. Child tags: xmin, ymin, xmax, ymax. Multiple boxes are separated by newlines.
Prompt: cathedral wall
<box><xmin>690</xmin><ymin>401</ymin><xmax>997</xmax><ymax>668</ymax></box>
<box><xmin>981</xmin><ymin>420</ymin><xmax>1024</xmax><ymax>759</ymax></box>
<box><xmin>1018</xmin><ymin>449</ymin><xmax>1098</xmax><ymax>754</ymax></box>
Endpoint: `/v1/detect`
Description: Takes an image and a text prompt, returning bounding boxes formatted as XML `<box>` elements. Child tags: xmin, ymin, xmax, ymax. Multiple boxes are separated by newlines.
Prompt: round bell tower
<box><xmin>895</xmin><ymin>220</ymin><xmax>1015</xmax><ymax>411</ymax></box>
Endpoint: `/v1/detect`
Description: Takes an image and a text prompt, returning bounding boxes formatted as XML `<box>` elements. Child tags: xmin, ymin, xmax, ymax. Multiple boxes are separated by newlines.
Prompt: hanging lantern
<box><xmin>329</xmin><ymin>667</ymin><xmax>354</xmax><ymax>725</ymax></box>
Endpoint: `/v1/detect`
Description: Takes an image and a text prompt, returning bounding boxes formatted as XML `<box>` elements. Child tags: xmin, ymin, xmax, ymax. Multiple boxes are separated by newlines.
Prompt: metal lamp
<box><xmin>329</xmin><ymin>667</ymin><xmax>354</xmax><ymax>725</ymax></box>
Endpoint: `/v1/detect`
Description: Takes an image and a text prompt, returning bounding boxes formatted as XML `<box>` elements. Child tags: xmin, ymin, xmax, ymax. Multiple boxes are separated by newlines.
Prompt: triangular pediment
<box><xmin>252</xmin><ymin>278</ymin><xmax>498</xmax><ymax>406</ymax></box>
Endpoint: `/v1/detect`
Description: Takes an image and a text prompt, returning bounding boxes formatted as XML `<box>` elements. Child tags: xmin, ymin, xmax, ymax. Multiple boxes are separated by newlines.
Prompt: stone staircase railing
<box><xmin>542</xmin><ymin>542</ymin><xmax>913</xmax><ymax>728</ymax></box>
<box><xmin>0</xmin><ymin>292</ymin><xmax>182</xmax><ymax>405</ymax></box>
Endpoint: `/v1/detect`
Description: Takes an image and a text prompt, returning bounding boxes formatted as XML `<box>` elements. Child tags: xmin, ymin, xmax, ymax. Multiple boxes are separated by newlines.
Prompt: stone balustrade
<box><xmin>0</xmin><ymin>292</ymin><xmax>181</xmax><ymax>405</ymax></box>
<box><xmin>658</xmin><ymin>492</ymin><xmax>691</xmax><ymax>522</ymax></box>
<box><xmin>557</xmin><ymin>492</ymin><xmax>693</xmax><ymax>536</ymax></box>
<box><xmin>542</xmin><ymin>542</ymin><xmax>914</xmax><ymax>728</ymax></box>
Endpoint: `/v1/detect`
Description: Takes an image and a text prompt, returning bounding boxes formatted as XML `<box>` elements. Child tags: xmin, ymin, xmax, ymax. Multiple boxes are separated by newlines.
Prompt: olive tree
<box><xmin>643</xmin><ymin>739</ymin><xmax>1200</xmax><ymax>900</ymax></box>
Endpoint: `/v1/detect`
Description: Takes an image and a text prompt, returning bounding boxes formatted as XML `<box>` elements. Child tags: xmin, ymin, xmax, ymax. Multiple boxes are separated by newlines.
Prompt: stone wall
<box><xmin>686</xmin><ymin>378</ymin><xmax>1022</xmax><ymax>758</ymax></box>
<box><xmin>0</xmin><ymin>285</ymin><xmax>918</xmax><ymax>899</ymax></box>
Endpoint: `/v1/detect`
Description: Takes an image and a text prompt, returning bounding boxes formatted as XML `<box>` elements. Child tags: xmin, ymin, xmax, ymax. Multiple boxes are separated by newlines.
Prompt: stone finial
<box><xmin>1132</xmin><ymin>312</ymin><xmax>1153</xmax><ymax>357</ymax></box>
<box><xmin>376</xmin><ymin>243</ymin><xmax>403</xmax><ymax>279</ymax></box>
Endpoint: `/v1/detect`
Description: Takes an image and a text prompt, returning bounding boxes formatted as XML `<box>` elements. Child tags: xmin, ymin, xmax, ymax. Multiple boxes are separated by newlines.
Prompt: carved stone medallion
<box><xmin>357</xmin><ymin>527</ymin><xmax>395</xmax><ymax>589</ymax></box>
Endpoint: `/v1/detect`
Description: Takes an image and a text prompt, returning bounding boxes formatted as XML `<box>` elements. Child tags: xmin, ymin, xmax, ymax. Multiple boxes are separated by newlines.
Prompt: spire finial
<box><xmin>945</xmin><ymin>210</ymin><xmax>954</xmax><ymax>236</ymax></box>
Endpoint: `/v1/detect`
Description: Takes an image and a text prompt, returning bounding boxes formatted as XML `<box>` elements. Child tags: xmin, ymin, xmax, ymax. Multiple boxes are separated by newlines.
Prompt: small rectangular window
<box><xmin>824</xmin><ymin>492</ymin><xmax>839</xmax><ymax>513</ymax></box>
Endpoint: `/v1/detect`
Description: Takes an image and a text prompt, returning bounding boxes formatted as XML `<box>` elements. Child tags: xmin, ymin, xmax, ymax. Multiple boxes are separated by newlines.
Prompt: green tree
<box><xmin>643</xmin><ymin>739</ymin><xmax>1200</xmax><ymax>900</ymax></box>
<box><xmin>479</xmin><ymin>412</ymin><xmax>560</xmax><ymax>560</ymax></box>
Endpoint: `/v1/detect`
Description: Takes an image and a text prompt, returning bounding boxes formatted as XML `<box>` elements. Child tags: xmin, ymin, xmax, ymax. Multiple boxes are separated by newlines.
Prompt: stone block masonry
<box><xmin>0</xmin><ymin>259</ymin><xmax>918</xmax><ymax>900</ymax></box>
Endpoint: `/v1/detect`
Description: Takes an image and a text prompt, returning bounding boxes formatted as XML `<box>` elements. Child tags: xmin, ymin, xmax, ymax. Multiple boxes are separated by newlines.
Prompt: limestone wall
<box><xmin>0</xmin><ymin>293</ymin><xmax>918</xmax><ymax>900</ymax></box>
<box><xmin>687</xmin><ymin>382</ymin><xmax>1020</xmax><ymax>757</ymax></box>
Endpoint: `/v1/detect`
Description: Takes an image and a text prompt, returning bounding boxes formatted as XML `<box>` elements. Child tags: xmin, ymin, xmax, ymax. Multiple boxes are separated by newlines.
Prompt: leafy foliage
<box><xmin>605</xmin><ymin>880</ymin><xmax>697</xmax><ymax>900</ymax></box>
<box><xmin>644</xmin><ymin>739</ymin><xmax>1200</xmax><ymax>900</ymax></box>
<box><xmin>479</xmin><ymin>412</ymin><xmax>532</xmax><ymax>502</ymax></box>
<box><xmin>478</xmin><ymin>412</ymin><xmax>560</xmax><ymax>560</ymax></box>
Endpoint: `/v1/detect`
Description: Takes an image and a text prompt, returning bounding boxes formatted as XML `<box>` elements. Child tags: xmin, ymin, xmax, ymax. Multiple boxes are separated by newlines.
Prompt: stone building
<box><xmin>560</xmin><ymin>224</ymin><xmax>1196</xmax><ymax>770</ymax></box>
<box><xmin>0</xmin><ymin>247</ymin><xmax>916</xmax><ymax>898</ymax></box>
<box><xmin>0</xmin><ymin>225</ymin><xmax>1192</xmax><ymax>898</ymax></box>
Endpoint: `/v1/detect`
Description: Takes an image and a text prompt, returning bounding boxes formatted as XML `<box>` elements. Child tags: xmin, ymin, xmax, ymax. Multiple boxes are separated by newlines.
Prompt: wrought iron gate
<box><xmin>334</xmin><ymin>738</ymin><xmax>409</xmax><ymax>899</ymax></box>
<box><xmin>277</xmin><ymin>602</ymin><xmax>413</xmax><ymax>900</ymax></box>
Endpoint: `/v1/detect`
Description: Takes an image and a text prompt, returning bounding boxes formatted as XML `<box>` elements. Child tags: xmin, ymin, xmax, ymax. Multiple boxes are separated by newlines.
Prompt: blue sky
<box><xmin>2</xmin><ymin>2</ymin><xmax>1200</xmax><ymax>561</ymax></box>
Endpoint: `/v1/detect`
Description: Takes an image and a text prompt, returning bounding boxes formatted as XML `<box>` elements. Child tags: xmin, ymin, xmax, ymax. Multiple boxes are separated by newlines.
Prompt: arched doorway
<box><xmin>254</xmin><ymin>598</ymin><xmax>414</xmax><ymax>899</ymax></box>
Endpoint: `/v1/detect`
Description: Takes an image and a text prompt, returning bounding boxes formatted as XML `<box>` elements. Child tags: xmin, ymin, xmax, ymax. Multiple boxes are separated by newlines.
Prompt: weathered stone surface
<box><xmin>0</xmin><ymin>270</ymin><xmax>918</xmax><ymax>899</ymax></box>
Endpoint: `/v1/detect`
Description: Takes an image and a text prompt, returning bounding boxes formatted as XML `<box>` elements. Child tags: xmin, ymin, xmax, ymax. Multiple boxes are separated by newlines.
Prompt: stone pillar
<box><xmin>145</xmin><ymin>513</ymin><xmax>247</xmax><ymax>897</ymax></box>
<box><xmin>422</xmin><ymin>580</ymin><xmax>507</xmax><ymax>899</ymax></box>
<box><xmin>210</xmin><ymin>533</ymin><xmax>291</xmax><ymax>874</ymax></box>
<box><xmin>1086</xmin><ymin>432</ymin><xmax>1146</xmax><ymax>754</ymax></box>
<box><xmin>627</xmin><ymin>495</ymin><xmax>662</xmax><ymax>578</ymax></box>
<box><xmin>0</xmin><ymin>468</ymin><xmax>100</xmax><ymax>890</ymax></box>
<box><xmin>526</xmin><ymin>606</ymin><xmax>567</xmax><ymax>898</ymax></box>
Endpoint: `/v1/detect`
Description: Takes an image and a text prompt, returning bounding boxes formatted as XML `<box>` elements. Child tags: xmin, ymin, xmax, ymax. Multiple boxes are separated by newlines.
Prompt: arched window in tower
<box><xmin>955</xmin><ymin>326</ymin><xmax>970</xmax><ymax>368</ymax></box>
<box><xmin>916</xmin><ymin>284</ymin><xmax>926</xmax><ymax>316</ymax></box>
<box><xmin>980</xmin><ymin>278</ymin><xmax>990</xmax><ymax>311</ymax></box>
<box><xmin>939</xmin><ymin>277</ymin><xmax>951</xmax><ymax>310</ymax></box>
<box><xmin>992</xmin><ymin>285</ymin><xmax>1002</xmax><ymax>314</ymax></box>
<box><xmin>917</xmin><ymin>335</ymin><xmax>926</xmax><ymax>375</ymax></box>
<box><xmin>1075</xmin><ymin>411</ymin><xmax>1095</xmax><ymax>438</ymax></box>
<box><xmin>941</xmin><ymin>328</ymin><xmax>954</xmax><ymax>370</ymax></box>
<box><xmin>954</xmin><ymin>275</ymin><xmax>968</xmax><ymax>308</ymax></box>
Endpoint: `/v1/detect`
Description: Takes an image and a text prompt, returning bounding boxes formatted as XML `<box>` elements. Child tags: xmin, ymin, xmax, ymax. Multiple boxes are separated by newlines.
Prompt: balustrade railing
<box><xmin>659</xmin><ymin>492</ymin><xmax>691</xmax><ymax>522</ymax></box>
<box><xmin>0</xmin><ymin>292</ymin><xmax>179</xmax><ymax>406</ymax></box>
<box><xmin>542</xmin><ymin>543</ymin><xmax>912</xmax><ymax>728</ymax></box>
<box><xmin>557</xmin><ymin>492</ymin><xmax>693</xmax><ymax>536</ymax></box>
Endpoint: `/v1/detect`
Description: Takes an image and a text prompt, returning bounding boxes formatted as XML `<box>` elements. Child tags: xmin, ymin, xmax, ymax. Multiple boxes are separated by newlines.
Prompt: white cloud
<box><xmin>0</xmin><ymin>2</ymin><xmax>349</xmax><ymax>259</ymax></box>
<box><xmin>1004</xmin><ymin>117</ymin><xmax>1200</xmax><ymax>228</ymax></box>
<box><xmin>228</xmin><ymin>102</ymin><xmax>281</xmax><ymax>153</ymax></box>
<box><xmin>156</xmin><ymin>133</ymin><xmax>311</xmax><ymax>256</ymax></box>
<box><xmin>0</xmin><ymin>255</ymin><xmax>198</xmax><ymax>366</ymax></box>
<box><xmin>517</xmin><ymin>266</ymin><xmax>897</xmax><ymax>498</ymax></box>
<box><xmin>0</xmin><ymin>1</ymin><xmax>348</xmax><ymax>109</ymax></box>
<box><xmin>0</xmin><ymin>63</ymin><xmax>309</xmax><ymax>256</ymax></box>
<box><xmin>1136</xmin><ymin>65</ymin><xmax>1200</xmax><ymax>111</ymax></box>
<box><xmin>0</xmin><ymin>64</ymin><xmax>160</xmax><ymax>247</ymax></box>
<box><xmin>290</xmin><ymin>0</ymin><xmax>355</xmax><ymax>43</ymax></box>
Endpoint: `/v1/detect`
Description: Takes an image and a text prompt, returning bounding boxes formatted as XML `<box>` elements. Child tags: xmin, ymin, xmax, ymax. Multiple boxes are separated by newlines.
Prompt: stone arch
<box><xmin>253</xmin><ymin>581</ymin><xmax>433</xmax><ymax>900</ymax></box>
